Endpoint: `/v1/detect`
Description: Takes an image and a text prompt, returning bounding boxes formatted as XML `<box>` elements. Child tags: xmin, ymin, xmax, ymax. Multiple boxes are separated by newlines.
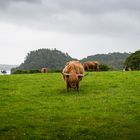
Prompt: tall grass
<box><xmin>0</xmin><ymin>71</ymin><xmax>140</xmax><ymax>140</ymax></box>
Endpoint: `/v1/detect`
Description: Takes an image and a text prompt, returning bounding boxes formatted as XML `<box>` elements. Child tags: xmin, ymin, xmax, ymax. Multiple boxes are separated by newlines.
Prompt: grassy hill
<box><xmin>81</xmin><ymin>52</ymin><xmax>130</xmax><ymax>70</ymax></box>
<box><xmin>0</xmin><ymin>72</ymin><xmax>140</xmax><ymax>140</ymax></box>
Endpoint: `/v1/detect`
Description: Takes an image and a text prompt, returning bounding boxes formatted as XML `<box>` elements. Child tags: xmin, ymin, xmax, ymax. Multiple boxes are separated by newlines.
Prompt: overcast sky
<box><xmin>0</xmin><ymin>0</ymin><xmax>140</xmax><ymax>65</ymax></box>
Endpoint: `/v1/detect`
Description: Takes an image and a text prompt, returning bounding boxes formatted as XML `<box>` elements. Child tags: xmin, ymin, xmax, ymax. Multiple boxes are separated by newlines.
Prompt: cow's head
<box><xmin>62</xmin><ymin>72</ymin><xmax>85</xmax><ymax>88</ymax></box>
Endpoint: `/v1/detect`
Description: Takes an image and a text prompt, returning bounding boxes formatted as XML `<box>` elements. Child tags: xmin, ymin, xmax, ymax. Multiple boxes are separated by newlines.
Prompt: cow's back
<box><xmin>63</xmin><ymin>61</ymin><xmax>84</xmax><ymax>74</ymax></box>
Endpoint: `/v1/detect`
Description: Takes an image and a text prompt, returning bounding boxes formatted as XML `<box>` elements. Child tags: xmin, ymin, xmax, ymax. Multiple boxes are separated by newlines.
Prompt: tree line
<box><xmin>11</xmin><ymin>48</ymin><xmax>140</xmax><ymax>74</ymax></box>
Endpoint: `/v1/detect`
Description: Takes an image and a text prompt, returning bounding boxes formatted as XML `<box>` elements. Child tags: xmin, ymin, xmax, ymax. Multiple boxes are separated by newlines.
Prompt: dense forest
<box><xmin>11</xmin><ymin>49</ymin><xmax>131</xmax><ymax>73</ymax></box>
<box><xmin>125</xmin><ymin>50</ymin><xmax>140</xmax><ymax>70</ymax></box>
<box><xmin>81</xmin><ymin>52</ymin><xmax>130</xmax><ymax>70</ymax></box>
<box><xmin>11</xmin><ymin>48</ymin><xmax>74</xmax><ymax>73</ymax></box>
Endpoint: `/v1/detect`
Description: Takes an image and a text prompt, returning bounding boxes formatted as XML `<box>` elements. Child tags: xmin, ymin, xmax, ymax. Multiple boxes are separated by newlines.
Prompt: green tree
<box><xmin>11</xmin><ymin>48</ymin><xmax>74</xmax><ymax>73</ymax></box>
<box><xmin>125</xmin><ymin>50</ymin><xmax>140</xmax><ymax>70</ymax></box>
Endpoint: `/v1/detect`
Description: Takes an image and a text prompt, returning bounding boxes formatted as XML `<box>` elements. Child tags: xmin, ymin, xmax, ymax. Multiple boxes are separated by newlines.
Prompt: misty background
<box><xmin>0</xmin><ymin>0</ymin><xmax>140</xmax><ymax>65</ymax></box>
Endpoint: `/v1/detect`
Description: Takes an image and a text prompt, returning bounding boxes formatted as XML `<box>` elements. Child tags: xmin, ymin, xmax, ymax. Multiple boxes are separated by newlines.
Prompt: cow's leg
<box><xmin>76</xmin><ymin>84</ymin><xmax>79</xmax><ymax>92</ymax></box>
<box><xmin>67</xmin><ymin>83</ymin><xmax>69</xmax><ymax>92</ymax></box>
<box><xmin>95</xmin><ymin>67</ymin><xmax>97</xmax><ymax>71</ymax></box>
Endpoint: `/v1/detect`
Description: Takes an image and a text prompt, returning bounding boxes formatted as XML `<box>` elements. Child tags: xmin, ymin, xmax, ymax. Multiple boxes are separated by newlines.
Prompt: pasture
<box><xmin>0</xmin><ymin>71</ymin><xmax>140</xmax><ymax>140</ymax></box>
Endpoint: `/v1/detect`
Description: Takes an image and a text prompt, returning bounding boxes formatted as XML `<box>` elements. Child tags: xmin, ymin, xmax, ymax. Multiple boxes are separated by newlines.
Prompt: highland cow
<box><xmin>123</xmin><ymin>65</ymin><xmax>131</xmax><ymax>71</ymax></box>
<box><xmin>41</xmin><ymin>67</ymin><xmax>48</xmax><ymax>73</ymax></box>
<box><xmin>83</xmin><ymin>61</ymin><xmax>100</xmax><ymax>71</ymax></box>
<box><xmin>62</xmin><ymin>60</ymin><xmax>86</xmax><ymax>91</ymax></box>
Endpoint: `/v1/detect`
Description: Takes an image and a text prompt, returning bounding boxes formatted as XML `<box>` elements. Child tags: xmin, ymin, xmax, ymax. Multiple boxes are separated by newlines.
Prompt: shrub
<box><xmin>12</xmin><ymin>70</ymin><xmax>41</xmax><ymax>74</ymax></box>
<box><xmin>99</xmin><ymin>64</ymin><xmax>110</xmax><ymax>71</ymax></box>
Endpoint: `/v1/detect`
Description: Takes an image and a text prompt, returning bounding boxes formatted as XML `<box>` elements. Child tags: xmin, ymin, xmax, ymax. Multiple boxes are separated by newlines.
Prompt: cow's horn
<box><xmin>63</xmin><ymin>73</ymin><xmax>71</xmax><ymax>76</ymax></box>
<box><xmin>77</xmin><ymin>73</ymin><xmax>88</xmax><ymax>77</ymax></box>
<box><xmin>77</xmin><ymin>74</ymin><xmax>84</xmax><ymax>77</ymax></box>
<box><xmin>84</xmin><ymin>73</ymin><xmax>88</xmax><ymax>76</ymax></box>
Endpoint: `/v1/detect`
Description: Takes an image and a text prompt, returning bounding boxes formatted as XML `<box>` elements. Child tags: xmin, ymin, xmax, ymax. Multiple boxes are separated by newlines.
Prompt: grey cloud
<box><xmin>0</xmin><ymin>0</ymin><xmax>41</xmax><ymax>7</ymax></box>
<box><xmin>13</xmin><ymin>0</ymin><xmax>40</xmax><ymax>2</ymax></box>
<box><xmin>0</xmin><ymin>0</ymin><xmax>140</xmax><ymax>37</ymax></box>
<box><xmin>43</xmin><ymin>0</ymin><xmax>140</xmax><ymax>14</ymax></box>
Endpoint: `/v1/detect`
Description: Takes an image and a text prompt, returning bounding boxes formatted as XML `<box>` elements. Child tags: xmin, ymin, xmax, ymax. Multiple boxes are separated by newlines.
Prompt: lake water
<box><xmin>7</xmin><ymin>70</ymin><xmax>11</xmax><ymax>74</ymax></box>
<box><xmin>0</xmin><ymin>70</ymin><xmax>11</xmax><ymax>75</ymax></box>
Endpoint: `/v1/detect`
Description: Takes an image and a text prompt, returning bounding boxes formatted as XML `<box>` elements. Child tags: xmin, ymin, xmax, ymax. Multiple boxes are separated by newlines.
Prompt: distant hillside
<box><xmin>11</xmin><ymin>49</ymin><xmax>131</xmax><ymax>72</ymax></box>
<box><xmin>12</xmin><ymin>48</ymin><xmax>74</xmax><ymax>72</ymax></box>
<box><xmin>81</xmin><ymin>52</ymin><xmax>131</xmax><ymax>70</ymax></box>
<box><xmin>0</xmin><ymin>64</ymin><xmax>17</xmax><ymax>70</ymax></box>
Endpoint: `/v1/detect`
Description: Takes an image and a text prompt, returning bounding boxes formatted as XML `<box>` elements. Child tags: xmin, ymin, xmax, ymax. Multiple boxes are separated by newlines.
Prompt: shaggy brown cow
<box><xmin>123</xmin><ymin>65</ymin><xmax>131</xmax><ymax>71</ymax></box>
<box><xmin>41</xmin><ymin>67</ymin><xmax>48</xmax><ymax>73</ymax></box>
<box><xmin>83</xmin><ymin>61</ymin><xmax>100</xmax><ymax>71</ymax></box>
<box><xmin>62</xmin><ymin>60</ymin><xmax>86</xmax><ymax>91</ymax></box>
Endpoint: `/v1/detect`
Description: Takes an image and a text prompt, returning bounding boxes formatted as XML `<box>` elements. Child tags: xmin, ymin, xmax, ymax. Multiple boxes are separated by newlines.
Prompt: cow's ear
<box><xmin>66</xmin><ymin>75</ymin><xmax>70</xmax><ymax>78</ymax></box>
<box><xmin>63</xmin><ymin>73</ymin><xmax>70</xmax><ymax>78</ymax></box>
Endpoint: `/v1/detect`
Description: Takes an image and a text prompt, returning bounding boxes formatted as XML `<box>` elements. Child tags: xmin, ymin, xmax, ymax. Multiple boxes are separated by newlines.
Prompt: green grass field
<box><xmin>0</xmin><ymin>71</ymin><xmax>140</xmax><ymax>140</ymax></box>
